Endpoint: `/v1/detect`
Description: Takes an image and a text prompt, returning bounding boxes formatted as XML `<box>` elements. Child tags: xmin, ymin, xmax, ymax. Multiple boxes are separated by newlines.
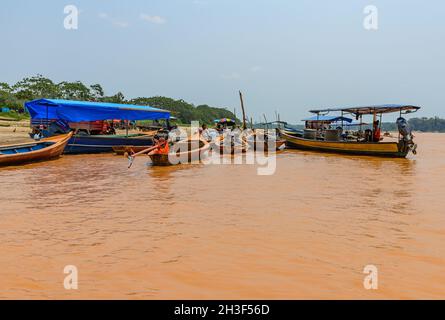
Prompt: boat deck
<box><xmin>0</xmin><ymin>142</ymin><xmax>52</xmax><ymax>155</ymax></box>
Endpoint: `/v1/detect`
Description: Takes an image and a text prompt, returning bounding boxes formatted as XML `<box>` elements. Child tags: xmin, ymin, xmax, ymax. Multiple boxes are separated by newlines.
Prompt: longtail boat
<box><xmin>25</xmin><ymin>99</ymin><xmax>171</xmax><ymax>154</ymax></box>
<box><xmin>212</xmin><ymin>117</ymin><xmax>249</xmax><ymax>154</ymax></box>
<box><xmin>148</xmin><ymin>138</ymin><xmax>210</xmax><ymax>166</ymax></box>
<box><xmin>248</xmin><ymin>138</ymin><xmax>285</xmax><ymax>151</ymax></box>
<box><xmin>244</xmin><ymin>132</ymin><xmax>285</xmax><ymax>151</ymax></box>
<box><xmin>64</xmin><ymin>132</ymin><xmax>156</xmax><ymax>154</ymax></box>
<box><xmin>0</xmin><ymin>132</ymin><xmax>73</xmax><ymax>167</ymax></box>
<box><xmin>280</xmin><ymin>105</ymin><xmax>420</xmax><ymax>158</ymax></box>
<box><xmin>214</xmin><ymin>133</ymin><xmax>248</xmax><ymax>154</ymax></box>
<box><xmin>219</xmin><ymin>139</ymin><xmax>248</xmax><ymax>154</ymax></box>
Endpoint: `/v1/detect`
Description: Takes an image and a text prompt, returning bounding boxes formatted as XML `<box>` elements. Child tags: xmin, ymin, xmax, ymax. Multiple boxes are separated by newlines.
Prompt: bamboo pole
<box><xmin>239</xmin><ymin>91</ymin><xmax>247</xmax><ymax>130</ymax></box>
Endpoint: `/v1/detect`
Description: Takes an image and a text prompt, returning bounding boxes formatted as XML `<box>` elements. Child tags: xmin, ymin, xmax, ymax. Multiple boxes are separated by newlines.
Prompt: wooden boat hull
<box><xmin>218</xmin><ymin>135</ymin><xmax>248</xmax><ymax>154</ymax></box>
<box><xmin>148</xmin><ymin>139</ymin><xmax>210</xmax><ymax>166</ymax></box>
<box><xmin>63</xmin><ymin>133</ymin><xmax>155</xmax><ymax>154</ymax></box>
<box><xmin>206</xmin><ymin>135</ymin><xmax>247</xmax><ymax>154</ymax></box>
<box><xmin>280</xmin><ymin>131</ymin><xmax>409</xmax><ymax>158</ymax></box>
<box><xmin>246</xmin><ymin>137</ymin><xmax>286</xmax><ymax>151</ymax></box>
<box><xmin>0</xmin><ymin>132</ymin><xmax>73</xmax><ymax>166</ymax></box>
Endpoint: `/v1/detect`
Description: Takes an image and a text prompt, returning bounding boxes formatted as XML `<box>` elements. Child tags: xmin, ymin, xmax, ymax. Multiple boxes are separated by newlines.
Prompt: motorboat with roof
<box><xmin>280</xmin><ymin>104</ymin><xmax>420</xmax><ymax>158</ymax></box>
<box><xmin>25</xmin><ymin>99</ymin><xmax>171</xmax><ymax>154</ymax></box>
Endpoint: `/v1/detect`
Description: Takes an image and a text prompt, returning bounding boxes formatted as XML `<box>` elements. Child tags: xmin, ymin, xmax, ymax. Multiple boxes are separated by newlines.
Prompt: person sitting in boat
<box><xmin>154</xmin><ymin>137</ymin><xmax>169</xmax><ymax>155</ymax></box>
<box><xmin>215</xmin><ymin>123</ymin><xmax>223</xmax><ymax>134</ymax></box>
<box><xmin>108</xmin><ymin>123</ymin><xmax>116</xmax><ymax>135</ymax></box>
<box><xmin>102</xmin><ymin>121</ymin><xmax>110</xmax><ymax>134</ymax></box>
<box><xmin>32</xmin><ymin>128</ymin><xmax>42</xmax><ymax>141</ymax></box>
<box><xmin>373</xmin><ymin>120</ymin><xmax>381</xmax><ymax>142</ymax></box>
<box><xmin>364</xmin><ymin>129</ymin><xmax>373</xmax><ymax>142</ymax></box>
<box><xmin>200</xmin><ymin>124</ymin><xmax>211</xmax><ymax>141</ymax></box>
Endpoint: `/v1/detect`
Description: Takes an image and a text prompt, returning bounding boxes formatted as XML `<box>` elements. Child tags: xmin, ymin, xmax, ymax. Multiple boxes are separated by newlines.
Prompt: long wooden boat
<box><xmin>0</xmin><ymin>132</ymin><xmax>73</xmax><ymax>166</ymax></box>
<box><xmin>63</xmin><ymin>133</ymin><xmax>155</xmax><ymax>154</ymax></box>
<box><xmin>280</xmin><ymin>104</ymin><xmax>421</xmax><ymax>158</ymax></box>
<box><xmin>25</xmin><ymin>98</ymin><xmax>171</xmax><ymax>154</ymax></box>
<box><xmin>148</xmin><ymin>138</ymin><xmax>210</xmax><ymax>166</ymax></box>
<box><xmin>244</xmin><ymin>133</ymin><xmax>285</xmax><ymax>151</ymax></box>
<box><xmin>217</xmin><ymin>135</ymin><xmax>248</xmax><ymax>154</ymax></box>
<box><xmin>280</xmin><ymin>130</ymin><xmax>410</xmax><ymax>158</ymax></box>
<box><xmin>30</xmin><ymin>129</ymin><xmax>158</xmax><ymax>154</ymax></box>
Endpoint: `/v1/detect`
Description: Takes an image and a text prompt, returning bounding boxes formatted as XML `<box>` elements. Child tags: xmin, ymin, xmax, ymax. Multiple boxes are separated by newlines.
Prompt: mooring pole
<box><xmin>239</xmin><ymin>91</ymin><xmax>247</xmax><ymax>130</ymax></box>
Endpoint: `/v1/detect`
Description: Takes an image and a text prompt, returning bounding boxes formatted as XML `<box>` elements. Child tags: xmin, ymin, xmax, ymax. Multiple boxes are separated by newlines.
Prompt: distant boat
<box><xmin>282</xmin><ymin>125</ymin><xmax>303</xmax><ymax>137</ymax></box>
<box><xmin>280</xmin><ymin>105</ymin><xmax>420</xmax><ymax>158</ymax></box>
<box><xmin>0</xmin><ymin>132</ymin><xmax>72</xmax><ymax>167</ymax></box>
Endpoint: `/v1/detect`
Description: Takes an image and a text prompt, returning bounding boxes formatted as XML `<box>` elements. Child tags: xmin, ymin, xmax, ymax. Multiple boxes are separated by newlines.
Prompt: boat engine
<box><xmin>397</xmin><ymin>117</ymin><xmax>417</xmax><ymax>154</ymax></box>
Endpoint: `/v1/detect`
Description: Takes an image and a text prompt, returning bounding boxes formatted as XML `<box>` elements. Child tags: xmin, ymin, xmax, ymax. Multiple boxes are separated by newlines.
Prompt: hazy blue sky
<box><xmin>0</xmin><ymin>0</ymin><xmax>443</xmax><ymax>122</ymax></box>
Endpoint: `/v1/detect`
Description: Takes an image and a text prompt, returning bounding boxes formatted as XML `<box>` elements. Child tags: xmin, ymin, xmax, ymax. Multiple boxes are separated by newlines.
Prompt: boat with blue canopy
<box><xmin>25</xmin><ymin>99</ymin><xmax>171</xmax><ymax>154</ymax></box>
<box><xmin>280</xmin><ymin>104</ymin><xmax>421</xmax><ymax>158</ymax></box>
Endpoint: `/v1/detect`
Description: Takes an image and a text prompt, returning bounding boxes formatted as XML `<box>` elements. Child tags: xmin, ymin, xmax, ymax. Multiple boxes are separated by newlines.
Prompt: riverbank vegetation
<box><xmin>0</xmin><ymin>75</ymin><xmax>237</xmax><ymax>125</ymax></box>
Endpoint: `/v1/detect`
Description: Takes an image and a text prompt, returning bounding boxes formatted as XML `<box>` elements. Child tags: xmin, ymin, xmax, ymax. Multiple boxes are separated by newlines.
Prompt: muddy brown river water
<box><xmin>0</xmin><ymin>133</ymin><xmax>444</xmax><ymax>299</ymax></box>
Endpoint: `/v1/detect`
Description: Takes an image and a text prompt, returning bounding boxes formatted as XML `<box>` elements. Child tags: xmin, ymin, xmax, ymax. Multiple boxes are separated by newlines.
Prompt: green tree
<box><xmin>100</xmin><ymin>91</ymin><xmax>126</xmax><ymax>103</ymax></box>
<box><xmin>57</xmin><ymin>81</ymin><xmax>92</xmax><ymax>100</ymax></box>
<box><xmin>90</xmin><ymin>84</ymin><xmax>104</xmax><ymax>100</ymax></box>
<box><xmin>12</xmin><ymin>75</ymin><xmax>59</xmax><ymax>100</ymax></box>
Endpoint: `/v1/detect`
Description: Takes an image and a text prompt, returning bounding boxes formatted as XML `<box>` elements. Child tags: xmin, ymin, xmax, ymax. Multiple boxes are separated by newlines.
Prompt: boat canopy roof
<box><xmin>309</xmin><ymin>104</ymin><xmax>420</xmax><ymax>116</ymax></box>
<box><xmin>302</xmin><ymin>115</ymin><xmax>353</xmax><ymax>123</ymax></box>
<box><xmin>25</xmin><ymin>99</ymin><xmax>171</xmax><ymax>122</ymax></box>
<box><xmin>331</xmin><ymin>121</ymin><xmax>369</xmax><ymax>127</ymax></box>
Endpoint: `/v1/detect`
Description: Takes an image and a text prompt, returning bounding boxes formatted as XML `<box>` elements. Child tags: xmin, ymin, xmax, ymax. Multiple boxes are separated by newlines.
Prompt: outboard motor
<box><xmin>396</xmin><ymin>117</ymin><xmax>417</xmax><ymax>154</ymax></box>
<box><xmin>397</xmin><ymin>117</ymin><xmax>412</xmax><ymax>140</ymax></box>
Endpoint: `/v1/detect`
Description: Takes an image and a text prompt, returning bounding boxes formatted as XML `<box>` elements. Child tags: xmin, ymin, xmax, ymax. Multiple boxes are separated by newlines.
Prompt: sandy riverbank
<box><xmin>0</xmin><ymin>124</ymin><xmax>161</xmax><ymax>145</ymax></box>
<box><xmin>0</xmin><ymin>125</ymin><xmax>32</xmax><ymax>145</ymax></box>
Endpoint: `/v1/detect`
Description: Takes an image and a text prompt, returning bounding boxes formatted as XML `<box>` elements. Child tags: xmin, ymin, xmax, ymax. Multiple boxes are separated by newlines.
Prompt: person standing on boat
<box><xmin>373</xmin><ymin>120</ymin><xmax>381</xmax><ymax>142</ymax></box>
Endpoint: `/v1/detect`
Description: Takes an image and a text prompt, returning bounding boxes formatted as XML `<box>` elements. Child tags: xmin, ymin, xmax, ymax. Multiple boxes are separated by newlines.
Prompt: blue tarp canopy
<box><xmin>302</xmin><ymin>115</ymin><xmax>353</xmax><ymax>123</ymax></box>
<box><xmin>25</xmin><ymin>99</ymin><xmax>170</xmax><ymax>122</ymax></box>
